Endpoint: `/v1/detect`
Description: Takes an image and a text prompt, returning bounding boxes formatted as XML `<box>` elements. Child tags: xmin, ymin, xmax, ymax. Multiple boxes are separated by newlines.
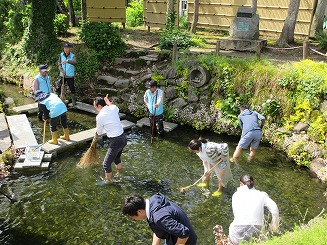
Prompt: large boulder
<box><xmin>97</xmin><ymin>75</ymin><xmax>118</xmax><ymax>86</ymax></box>
<box><xmin>188</xmin><ymin>86</ymin><xmax>199</xmax><ymax>102</ymax></box>
<box><xmin>169</xmin><ymin>98</ymin><xmax>187</xmax><ymax>109</ymax></box>
<box><xmin>165</xmin><ymin>86</ymin><xmax>176</xmax><ymax>100</ymax></box>
<box><xmin>114</xmin><ymin>79</ymin><xmax>130</xmax><ymax>89</ymax></box>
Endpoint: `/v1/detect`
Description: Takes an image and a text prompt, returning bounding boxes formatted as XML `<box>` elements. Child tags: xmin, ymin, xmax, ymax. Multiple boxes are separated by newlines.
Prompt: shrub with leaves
<box><xmin>79</xmin><ymin>21</ymin><xmax>126</xmax><ymax>61</ymax></box>
<box><xmin>315</xmin><ymin>31</ymin><xmax>327</xmax><ymax>51</ymax></box>
<box><xmin>126</xmin><ymin>0</ymin><xmax>144</xmax><ymax>27</ymax></box>
<box><xmin>54</xmin><ymin>13</ymin><xmax>68</xmax><ymax>36</ymax></box>
<box><xmin>159</xmin><ymin>28</ymin><xmax>192</xmax><ymax>50</ymax></box>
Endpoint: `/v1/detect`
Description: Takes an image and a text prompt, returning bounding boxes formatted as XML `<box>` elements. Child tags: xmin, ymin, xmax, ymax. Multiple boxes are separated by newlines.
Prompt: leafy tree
<box><xmin>22</xmin><ymin>0</ymin><xmax>57</xmax><ymax>62</ymax></box>
<box><xmin>276</xmin><ymin>0</ymin><xmax>301</xmax><ymax>47</ymax></box>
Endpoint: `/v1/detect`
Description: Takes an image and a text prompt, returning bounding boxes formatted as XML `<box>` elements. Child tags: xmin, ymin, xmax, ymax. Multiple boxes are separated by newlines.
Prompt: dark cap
<box><xmin>148</xmin><ymin>80</ymin><xmax>157</xmax><ymax>88</ymax></box>
<box><xmin>39</xmin><ymin>64</ymin><xmax>48</xmax><ymax>72</ymax></box>
<box><xmin>64</xmin><ymin>43</ymin><xmax>72</xmax><ymax>48</ymax></box>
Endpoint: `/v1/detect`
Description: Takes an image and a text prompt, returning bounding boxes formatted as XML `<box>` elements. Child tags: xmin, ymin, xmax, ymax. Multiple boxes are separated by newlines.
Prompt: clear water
<box><xmin>1</xmin><ymin>84</ymin><xmax>326</xmax><ymax>244</ymax></box>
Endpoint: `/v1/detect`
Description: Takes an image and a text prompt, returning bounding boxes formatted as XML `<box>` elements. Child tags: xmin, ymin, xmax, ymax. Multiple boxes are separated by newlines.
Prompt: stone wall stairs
<box><xmin>95</xmin><ymin>48</ymin><xmax>159</xmax><ymax>97</ymax></box>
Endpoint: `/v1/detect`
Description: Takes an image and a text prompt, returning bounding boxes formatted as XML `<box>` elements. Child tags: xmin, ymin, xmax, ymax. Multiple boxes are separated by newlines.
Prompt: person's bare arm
<box><xmin>152</xmin><ymin>233</ymin><xmax>161</xmax><ymax>245</ymax></box>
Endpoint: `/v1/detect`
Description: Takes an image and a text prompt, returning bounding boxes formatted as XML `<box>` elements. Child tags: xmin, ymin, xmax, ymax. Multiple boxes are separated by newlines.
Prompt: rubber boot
<box><xmin>71</xmin><ymin>94</ymin><xmax>77</xmax><ymax>106</ymax></box>
<box><xmin>48</xmin><ymin>131</ymin><xmax>58</xmax><ymax>145</ymax></box>
<box><xmin>60</xmin><ymin>128</ymin><xmax>70</xmax><ymax>141</ymax></box>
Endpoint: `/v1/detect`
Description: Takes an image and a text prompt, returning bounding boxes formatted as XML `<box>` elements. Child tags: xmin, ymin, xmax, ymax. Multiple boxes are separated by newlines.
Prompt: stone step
<box><xmin>12</xmin><ymin>103</ymin><xmax>38</xmax><ymax>114</ymax></box>
<box><xmin>0</xmin><ymin>113</ymin><xmax>11</xmax><ymax>152</ymax></box>
<box><xmin>114</xmin><ymin>57</ymin><xmax>147</xmax><ymax>69</ymax></box>
<box><xmin>136</xmin><ymin>117</ymin><xmax>178</xmax><ymax>132</ymax></box>
<box><xmin>41</xmin><ymin>119</ymin><xmax>135</xmax><ymax>154</ymax></box>
<box><xmin>68</xmin><ymin>101</ymin><xmax>125</xmax><ymax>118</ymax></box>
<box><xmin>6</xmin><ymin>114</ymin><xmax>38</xmax><ymax>149</ymax></box>
<box><xmin>107</xmin><ymin>67</ymin><xmax>140</xmax><ymax>78</ymax></box>
<box><xmin>125</xmin><ymin>49</ymin><xmax>148</xmax><ymax>58</ymax></box>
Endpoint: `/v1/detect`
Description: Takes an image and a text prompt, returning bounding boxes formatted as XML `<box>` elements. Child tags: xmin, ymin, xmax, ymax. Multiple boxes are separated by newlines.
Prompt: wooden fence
<box><xmin>86</xmin><ymin>0</ymin><xmax>126</xmax><ymax>24</ymax></box>
<box><xmin>188</xmin><ymin>0</ymin><xmax>315</xmax><ymax>38</ymax></box>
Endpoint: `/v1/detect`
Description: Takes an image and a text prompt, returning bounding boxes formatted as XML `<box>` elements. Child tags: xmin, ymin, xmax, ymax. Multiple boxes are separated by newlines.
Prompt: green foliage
<box><xmin>54</xmin><ymin>14</ymin><xmax>69</xmax><ymax>36</ymax></box>
<box><xmin>159</xmin><ymin>28</ymin><xmax>192</xmax><ymax>50</ymax></box>
<box><xmin>217</xmin><ymin>97</ymin><xmax>239</xmax><ymax>125</ymax></box>
<box><xmin>151</xmin><ymin>73</ymin><xmax>165</xmax><ymax>83</ymax></box>
<box><xmin>22</xmin><ymin>0</ymin><xmax>58</xmax><ymax>63</ymax></box>
<box><xmin>0</xmin><ymin>149</ymin><xmax>14</xmax><ymax>166</ymax></box>
<box><xmin>190</xmin><ymin>35</ymin><xmax>206</xmax><ymax>48</ymax></box>
<box><xmin>175</xmin><ymin>80</ymin><xmax>189</xmax><ymax>99</ymax></box>
<box><xmin>308</xmin><ymin>114</ymin><xmax>327</xmax><ymax>143</ymax></box>
<box><xmin>278</xmin><ymin>60</ymin><xmax>327</xmax><ymax>109</ymax></box>
<box><xmin>315</xmin><ymin>31</ymin><xmax>327</xmax><ymax>51</ymax></box>
<box><xmin>287</xmin><ymin>140</ymin><xmax>312</xmax><ymax>167</ymax></box>
<box><xmin>261</xmin><ymin>98</ymin><xmax>282</xmax><ymax>123</ymax></box>
<box><xmin>79</xmin><ymin>21</ymin><xmax>126</xmax><ymax>61</ymax></box>
<box><xmin>164</xmin><ymin>104</ymin><xmax>175</xmax><ymax>121</ymax></box>
<box><xmin>3</xmin><ymin>3</ymin><xmax>30</xmax><ymax>44</ymax></box>
<box><xmin>289</xmin><ymin>99</ymin><xmax>312</xmax><ymax>123</ymax></box>
<box><xmin>75</xmin><ymin>48</ymin><xmax>102</xmax><ymax>87</ymax></box>
<box><xmin>126</xmin><ymin>0</ymin><xmax>144</xmax><ymax>27</ymax></box>
<box><xmin>179</xmin><ymin>13</ymin><xmax>188</xmax><ymax>30</ymax></box>
<box><xmin>261</xmin><ymin>216</ymin><xmax>327</xmax><ymax>245</ymax></box>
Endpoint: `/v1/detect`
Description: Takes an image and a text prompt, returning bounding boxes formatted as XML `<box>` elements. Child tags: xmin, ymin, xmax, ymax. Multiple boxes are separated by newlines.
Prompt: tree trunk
<box><xmin>276</xmin><ymin>0</ymin><xmax>301</xmax><ymax>47</ymax></box>
<box><xmin>23</xmin><ymin>0</ymin><xmax>57</xmax><ymax>62</ymax></box>
<box><xmin>310</xmin><ymin>0</ymin><xmax>327</xmax><ymax>37</ymax></box>
<box><xmin>190</xmin><ymin>0</ymin><xmax>199</xmax><ymax>33</ymax></box>
<box><xmin>81</xmin><ymin>0</ymin><xmax>87</xmax><ymax>20</ymax></box>
<box><xmin>68</xmin><ymin>0</ymin><xmax>75</xmax><ymax>26</ymax></box>
<box><xmin>56</xmin><ymin>0</ymin><xmax>68</xmax><ymax>15</ymax></box>
<box><xmin>166</xmin><ymin>0</ymin><xmax>175</xmax><ymax>29</ymax></box>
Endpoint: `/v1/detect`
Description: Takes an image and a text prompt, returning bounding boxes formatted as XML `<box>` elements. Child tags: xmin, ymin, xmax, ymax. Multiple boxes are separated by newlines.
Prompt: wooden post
<box><xmin>303</xmin><ymin>41</ymin><xmax>309</xmax><ymax>60</ymax></box>
<box><xmin>255</xmin><ymin>41</ymin><xmax>262</xmax><ymax>58</ymax></box>
<box><xmin>216</xmin><ymin>40</ymin><xmax>220</xmax><ymax>56</ymax></box>
<box><xmin>172</xmin><ymin>41</ymin><xmax>177</xmax><ymax>63</ymax></box>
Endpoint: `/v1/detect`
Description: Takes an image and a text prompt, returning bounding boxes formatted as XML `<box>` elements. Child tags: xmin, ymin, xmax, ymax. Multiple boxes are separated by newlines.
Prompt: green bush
<box><xmin>159</xmin><ymin>28</ymin><xmax>192</xmax><ymax>50</ymax></box>
<box><xmin>54</xmin><ymin>13</ymin><xmax>69</xmax><ymax>36</ymax></box>
<box><xmin>79</xmin><ymin>21</ymin><xmax>126</xmax><ymax>61</ymax></box>
<box><xmin>75</xmin><ymin>48</ymin><xmax>102</xmax><ymax>87</ymax></box>
<box><xmin>126</xmin><ymin>0</ymin><xmax>143</xmax><ymax>27</ymax></box>
<box><xmin>179</xmin><ymin>13</ymin><xmax>188</xmax><ymax>30</ymax></box>
<box><xmin>315</xmin><ymin>31</ymin><xmax>327</xmax><ymax>51</ymax></box>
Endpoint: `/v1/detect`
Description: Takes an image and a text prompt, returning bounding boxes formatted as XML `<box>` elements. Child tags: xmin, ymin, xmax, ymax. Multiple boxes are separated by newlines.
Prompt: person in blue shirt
<box><xmin>122</xmin><ymin>193</ymin><xmax>197</xmax><ymax>245</ymax></box>
<box><xmin>144</xmin><ymin>80</ymin><xmax>164</xmax><ymax>136</ymax></box>
<box><xmin>33</xmin><ymin>64</ymin><xmax>52</xmax><ymax>121</ymax></box>
<box><xmin>34</xmin><ymin>90</ymin><xmax>70</xmax><ymax>145</ymax></box>
<box><xmin>231</xmin><ymin>105</ymin><xmax>265</xmax><ymax>162</ymax></box>
<box><xmin>57</xmin><ymin>42</ymin><xmax>77</xmax><ymax>105</ymax></box>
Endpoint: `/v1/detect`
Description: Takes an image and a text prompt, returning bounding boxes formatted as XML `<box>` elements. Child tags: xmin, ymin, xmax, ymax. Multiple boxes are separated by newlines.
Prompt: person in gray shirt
<box><xmin>231</xmin><ymin>105</ymin><xmax>265</xmax><ymax>162</ymax></box>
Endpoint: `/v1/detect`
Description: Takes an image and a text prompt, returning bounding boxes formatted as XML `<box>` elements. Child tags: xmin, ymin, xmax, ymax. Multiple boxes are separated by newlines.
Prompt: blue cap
<box><xmin>64</xmin><ymin>43</ymin><xmax>72</xmax><ymax>48</ymax></box>
<box><xmin>39</xmin><ymin>64</ymin><xmax>48</xmax><ymax>72</ymax></box>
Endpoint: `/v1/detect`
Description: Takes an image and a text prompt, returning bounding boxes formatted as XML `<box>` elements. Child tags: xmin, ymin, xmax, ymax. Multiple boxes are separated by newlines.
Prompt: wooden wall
<box><xmin>86</xmin><ymin>0</ymin><xmax>126</xmax><ymax>23</ymax></box>
<box><xmin>144</xmin><ymin>0</ymin><xmax>179</xmax><ymax>28</ymax></box>
<box><xmin>188</xmin><ymin>0</ymin><xmax>315</xmax><ymax>38</ymax></box>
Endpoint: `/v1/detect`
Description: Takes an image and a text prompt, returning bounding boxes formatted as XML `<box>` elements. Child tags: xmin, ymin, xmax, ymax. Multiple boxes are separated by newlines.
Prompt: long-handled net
<box><xmin>180</xmin><ymin>159</ymin><xmax>223</xmax><ymax>193</ymax></box>
<box><xmin>77</xmin><ymin>133</ymin><xmax>100</xmax><ymax>168</ymax></box>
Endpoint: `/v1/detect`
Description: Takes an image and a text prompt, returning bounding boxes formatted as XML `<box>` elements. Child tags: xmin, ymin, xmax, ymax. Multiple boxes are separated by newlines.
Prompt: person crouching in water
<box><xmin>93</xmin><ymin>97</ymin><xmax>127</xmax><ymax>183</ymax></box>
<box><xmin>34</xmin><ymin>90</ymin><xmax>70</xmax><ymax>144</ymax></box>
<box><xmin>188</xmin><ymin>137</ymin><xmax>233</xmax><ymax>196</ymax></box>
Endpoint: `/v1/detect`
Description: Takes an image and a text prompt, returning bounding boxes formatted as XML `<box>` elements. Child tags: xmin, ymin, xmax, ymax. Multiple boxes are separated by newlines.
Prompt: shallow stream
<box><xmin>1</xmin><ymin>83</ymin><xmax>326</xmax><ymax>244</ymax></box>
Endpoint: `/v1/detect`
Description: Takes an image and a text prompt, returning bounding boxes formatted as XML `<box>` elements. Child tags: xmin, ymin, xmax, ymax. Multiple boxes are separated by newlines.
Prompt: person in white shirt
<box><xmin>188</xmin><ymin>137</ymin><xmax>233</xmax><ymax>196</ymax></box>
<box><xmin>228</xmin><ymin>174</ymin><xmax>279</xmax><ymax>244</ymax></box>
<box><xmin>94</xmin><ymin>96</ymin><xmax>127</xmax><ymax>183</ymax></box>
